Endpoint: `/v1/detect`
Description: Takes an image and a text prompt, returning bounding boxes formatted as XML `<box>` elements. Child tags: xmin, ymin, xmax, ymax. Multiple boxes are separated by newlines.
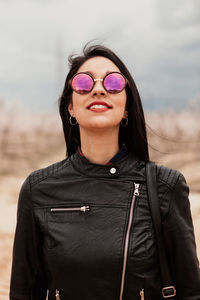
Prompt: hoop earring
<box><xmin>120</xmin><ymin>117</ymin><xmax>128</xmax><ymax>127</ymax></box>
<box><xmin>69</xmin><ymin>115</ymin><xmax>77</xmax><ymax>125</ymax></box>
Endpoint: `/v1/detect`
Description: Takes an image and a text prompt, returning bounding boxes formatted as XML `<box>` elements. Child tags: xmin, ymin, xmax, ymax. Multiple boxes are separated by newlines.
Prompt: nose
<box><xmin>91</xmin><ymin>79</ymin><xmax>107</xmax><ymax>96</ymax></box>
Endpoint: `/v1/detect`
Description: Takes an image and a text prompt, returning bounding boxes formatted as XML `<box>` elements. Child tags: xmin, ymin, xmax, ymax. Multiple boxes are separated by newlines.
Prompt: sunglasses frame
<box><xmin>70</xmin><ymin>71</ymin><xmax>128</xmax><ymax>94</ymax></box>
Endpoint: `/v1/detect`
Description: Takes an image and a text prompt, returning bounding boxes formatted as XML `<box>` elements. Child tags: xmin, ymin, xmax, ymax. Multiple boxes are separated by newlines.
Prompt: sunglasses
<box><xmin>70</xmin><ymin>72</ymin><xmax>127</xmax><ymax>94</ymax></box>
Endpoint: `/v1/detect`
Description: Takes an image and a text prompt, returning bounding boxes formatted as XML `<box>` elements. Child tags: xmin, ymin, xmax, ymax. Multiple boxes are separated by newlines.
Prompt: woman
<box><xmin>10</xmin><ymin>44</ymin><xmax>200</xmax><ymax>300</ymax></box>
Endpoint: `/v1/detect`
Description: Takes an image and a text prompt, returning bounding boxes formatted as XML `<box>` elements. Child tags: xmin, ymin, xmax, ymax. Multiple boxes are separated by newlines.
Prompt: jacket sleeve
<box><xmin>9</xmin><ymin>177</ymin><xmax>47</xmax><ymax>300</ymax></box>
<box><xmin>163</xmin><ymin>173</ymin><xmax>200</xmax><ymax>300</ymax></box>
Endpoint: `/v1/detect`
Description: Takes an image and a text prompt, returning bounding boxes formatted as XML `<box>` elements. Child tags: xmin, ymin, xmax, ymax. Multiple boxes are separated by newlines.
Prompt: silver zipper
<box><xmin>50</xmin><ymin>205</ymin><xmax>90</xmax><ymax>212</ymax></box>
<box><xmin>55</xmin><ymin>289</ymin><xmax>61</xmax><ymax>300</ymax></box>
<box><xmin>119</xmin><ymin>183</ymin><xmax>140</xmax><ymax>300</ymax></box>
<box><xmin>140</xmin><ymin>288</ymin><xmax>145</xmax><ymax>300</ymax></box>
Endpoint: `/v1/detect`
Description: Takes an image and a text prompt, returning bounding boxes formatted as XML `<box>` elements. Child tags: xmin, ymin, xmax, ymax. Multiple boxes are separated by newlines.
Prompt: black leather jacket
<box><xmin>10</xmin><ymin>150</ymin><xmax>200</xmax><ymax>300</ymax></box>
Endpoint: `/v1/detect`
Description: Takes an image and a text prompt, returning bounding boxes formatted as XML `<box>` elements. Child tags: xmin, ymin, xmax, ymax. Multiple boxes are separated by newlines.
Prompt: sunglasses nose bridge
<box><xmin>93</xmin><ymin>78</ymin><xmax>103</xmax><ymax>88</ymax></box>
<box><xmin>92</xmin><ymin>78</ymin><xmax>106</xmax><ymax>93</ymax></box>
<box><xmin>93</xmin><ymin>78</ymin><xmax>103</xmax><ymax>82</ymax></box>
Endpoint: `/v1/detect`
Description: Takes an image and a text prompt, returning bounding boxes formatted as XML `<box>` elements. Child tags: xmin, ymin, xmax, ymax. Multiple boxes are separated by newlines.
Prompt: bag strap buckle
<box><xmin>162</xmin><ymin>286</ymin><xmax>176</xmax><ymax>298</ymax></box>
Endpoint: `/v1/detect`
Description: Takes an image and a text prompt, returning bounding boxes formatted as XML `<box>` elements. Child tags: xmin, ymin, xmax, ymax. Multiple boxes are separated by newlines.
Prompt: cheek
<box><xmin>71</xmin><ymin>93</ymin><xmax>87</xmax><ymax>116</ymax></box>
<box><xmin>115</xmin><ymin>93</ymin><xmax>127</xmax><ymax>111</ymax></box>
<box><xmin>71</xmin><ymin>94</ymin><xmax>81</xmax><ymax>112</ymax></box>
<box><xmin>71</xmin><ymin>93</ymin><xmax>77</xmax><ymax>107</ymax></box>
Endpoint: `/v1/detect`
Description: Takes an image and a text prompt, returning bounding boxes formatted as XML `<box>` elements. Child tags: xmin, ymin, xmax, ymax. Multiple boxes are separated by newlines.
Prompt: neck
<box><xmin>79</xmin><ymin>127</ymin><xmax>120</xmax><ymax>165</ymax></box>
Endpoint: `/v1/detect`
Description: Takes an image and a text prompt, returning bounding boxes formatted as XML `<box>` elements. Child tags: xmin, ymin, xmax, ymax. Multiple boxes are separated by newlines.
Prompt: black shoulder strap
<box><xmin>146</xmin><ymin>162</ymin><xmax>176</xmax><ymax>298</ymax></box>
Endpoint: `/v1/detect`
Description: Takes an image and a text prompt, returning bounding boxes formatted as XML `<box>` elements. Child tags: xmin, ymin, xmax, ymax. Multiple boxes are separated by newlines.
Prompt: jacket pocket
<box><xmin>48</xmin><ymin>204</ymin><xmax>90</xmax><ymax>222</ymax></box>
<box><xmin>45</xmin><ymin>202</ymin><xmax>126</xmax><ymax>253</ymax></box>
<box><xmin>46</xmin><ymin>204</ymin><xmax>91</xmax><ymax>248</ymax></box>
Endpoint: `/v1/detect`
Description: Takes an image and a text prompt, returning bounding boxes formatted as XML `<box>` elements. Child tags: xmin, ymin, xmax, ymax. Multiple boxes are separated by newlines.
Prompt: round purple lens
<box><xmin>72</xmin><ymin>73</ymin><xmax>93</xmax><ymax>93</ymax></box>
<box><xmin>104</xmin><ymin>73</ymin><xmax>126</xmax><ymax>93</ymax></box>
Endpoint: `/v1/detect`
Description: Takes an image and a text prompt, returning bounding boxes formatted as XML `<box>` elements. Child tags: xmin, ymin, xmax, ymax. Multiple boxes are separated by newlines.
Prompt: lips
<box><xmin>87</xmin><ymin>101</ymin><xmax>112</xmax><ymax>109</ymax></box>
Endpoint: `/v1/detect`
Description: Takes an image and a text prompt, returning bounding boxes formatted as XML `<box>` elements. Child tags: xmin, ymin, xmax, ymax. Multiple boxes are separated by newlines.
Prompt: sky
<box><xmin>0</xmin><ymin>0</ymin><xmax>200</xmax><ymax>112</ymax></box>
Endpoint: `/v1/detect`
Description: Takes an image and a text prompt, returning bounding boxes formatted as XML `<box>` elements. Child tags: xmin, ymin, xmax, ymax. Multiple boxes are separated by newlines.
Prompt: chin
<box><xmin>82</xmin><ymin>121</ymin><xmax>120</xmax><ymax>130</ymax></box>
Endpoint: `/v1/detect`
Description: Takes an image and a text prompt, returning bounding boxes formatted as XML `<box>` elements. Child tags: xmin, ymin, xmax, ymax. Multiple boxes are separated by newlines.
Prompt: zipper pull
<box><xmin>140</xmin><ymin>288</ymin><xmax>144</xmax><ymax>300</ymax></box>
<box><xmin>134</xmin><ymin>183</ymin><xmax>140</xmax><ymax>196</ymax></box>
<box><xmin>80</xmin><ymin>205</ymin><xmax>90</xmax><ymax>212</ymax></box>
<box><xmin>55</xmin><ymin>289</ymin><xmax>61</xmax><ymax>300</ymax></box>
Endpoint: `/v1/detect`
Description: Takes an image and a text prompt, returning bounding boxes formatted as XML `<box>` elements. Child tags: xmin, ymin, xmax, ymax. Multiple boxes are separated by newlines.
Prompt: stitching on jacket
<box><xmin>169</xmin><ymin>169</ymin><xmax>179</xmax><ymax>186</ymax></box>
<box><xmin>157</xmin><ymin>165</ymin><xmax>180</xmax><ymax>190</ymax></box>
<box><xmin>163</xmin><ymin>173</ymin><xmax>184</xmax><ymax>222</ymax></box>
<box><xmin>159</xmin><ymin>179</ymin><xmax>174</xmax><ymax>190</ymax></box>
<box><xmin>166</xmin><ymin>168</ymin><xmax>171</xmax><ymax>183</ymax></box>
<box><xmin>156</xmin><ymin>166</ymin><xmax>182</xmax><ymax>220</ymax></box>
<box><xmin>29</xmin><ymin>159</ymin><xmax>70</xmax><ymax>187</ymax></box>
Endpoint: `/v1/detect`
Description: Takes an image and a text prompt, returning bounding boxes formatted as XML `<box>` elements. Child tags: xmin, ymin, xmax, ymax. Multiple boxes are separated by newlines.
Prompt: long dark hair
<box><xmin>58</xmin><ymin>43</ymin><xmax>150</xmax><ymax>162</ymax></box>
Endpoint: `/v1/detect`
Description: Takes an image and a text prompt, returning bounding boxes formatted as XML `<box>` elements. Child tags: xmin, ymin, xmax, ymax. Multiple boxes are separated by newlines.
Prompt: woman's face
<box><xmin>68</xmin><ymin>56</ymin><xmax>127</xmax><ymax>131</ymax></box>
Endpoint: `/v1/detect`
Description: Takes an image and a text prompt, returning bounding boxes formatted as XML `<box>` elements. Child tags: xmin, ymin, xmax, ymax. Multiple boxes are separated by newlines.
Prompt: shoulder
<box><xmin>155</xmin><ymin>163</ymin><xmax>186</xmax><ymax>191</ymax></box>
<box><xmin>26</xmin><ymin>157</ymin><xmax>70</xmax><ymax>187</ymax></box>
<box><xmin>16</xmin><ymin>158</ymin><xmax>70</xmax><ymax>211</ymax></box>
<box><xmin>152</xmin><ymin>163</ymin><xmax>189</xmax><ymax>219</ymax></box>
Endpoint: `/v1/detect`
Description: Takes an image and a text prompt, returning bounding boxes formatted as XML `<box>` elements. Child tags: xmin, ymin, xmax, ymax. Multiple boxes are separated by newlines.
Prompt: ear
<box><xmin>68</xmin><ymin>102</ymin><xmax>74</xmax><ymax>116</ymax></box>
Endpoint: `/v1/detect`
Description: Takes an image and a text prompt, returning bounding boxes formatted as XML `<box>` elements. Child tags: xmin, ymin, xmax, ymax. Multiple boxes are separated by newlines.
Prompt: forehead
<box><xmin>77</xmin><ymin>56</ymin><xmax>121</xmax><ymax>75</ymax></box>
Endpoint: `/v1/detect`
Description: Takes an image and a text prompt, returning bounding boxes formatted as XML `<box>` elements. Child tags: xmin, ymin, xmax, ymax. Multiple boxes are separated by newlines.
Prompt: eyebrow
<box><xmin>84</xmin><ymin>70</ymin><xmax>115</xmax><ymax>77</ymax></box>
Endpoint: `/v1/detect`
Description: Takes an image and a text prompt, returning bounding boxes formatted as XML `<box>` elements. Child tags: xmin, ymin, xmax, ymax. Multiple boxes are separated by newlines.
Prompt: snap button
<box><xmin>110</xmin><ymin>167</ymin><xmax>117</xmax><ymax>174</ymax></box>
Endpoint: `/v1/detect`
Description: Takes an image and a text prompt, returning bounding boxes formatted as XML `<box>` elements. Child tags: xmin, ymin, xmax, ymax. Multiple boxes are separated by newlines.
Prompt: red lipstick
<box><xmin>87</xmin><ymin>101</ymin><xmax>112</xmax><ymax>112</ymax></box>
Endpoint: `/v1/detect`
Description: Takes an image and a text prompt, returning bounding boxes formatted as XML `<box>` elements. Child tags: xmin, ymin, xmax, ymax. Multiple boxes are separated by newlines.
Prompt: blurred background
<box><xmin>0</xmin><ymin>0</ymin><xmax>199</xmax><ymax>298</ymax></box>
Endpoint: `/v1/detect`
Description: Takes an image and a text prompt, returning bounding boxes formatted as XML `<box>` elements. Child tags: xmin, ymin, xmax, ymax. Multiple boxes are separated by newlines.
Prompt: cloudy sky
<box><xmin>0</xmin><ymin>0</ymin><xmax>199</xmax><ymax>112</ymax></box>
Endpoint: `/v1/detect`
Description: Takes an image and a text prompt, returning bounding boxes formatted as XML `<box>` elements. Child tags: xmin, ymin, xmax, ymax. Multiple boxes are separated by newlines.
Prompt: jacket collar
<box><xmin>69</xmin><ymin>149</ymin><xmax>146</xmax><ymax>181</ymax></box>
